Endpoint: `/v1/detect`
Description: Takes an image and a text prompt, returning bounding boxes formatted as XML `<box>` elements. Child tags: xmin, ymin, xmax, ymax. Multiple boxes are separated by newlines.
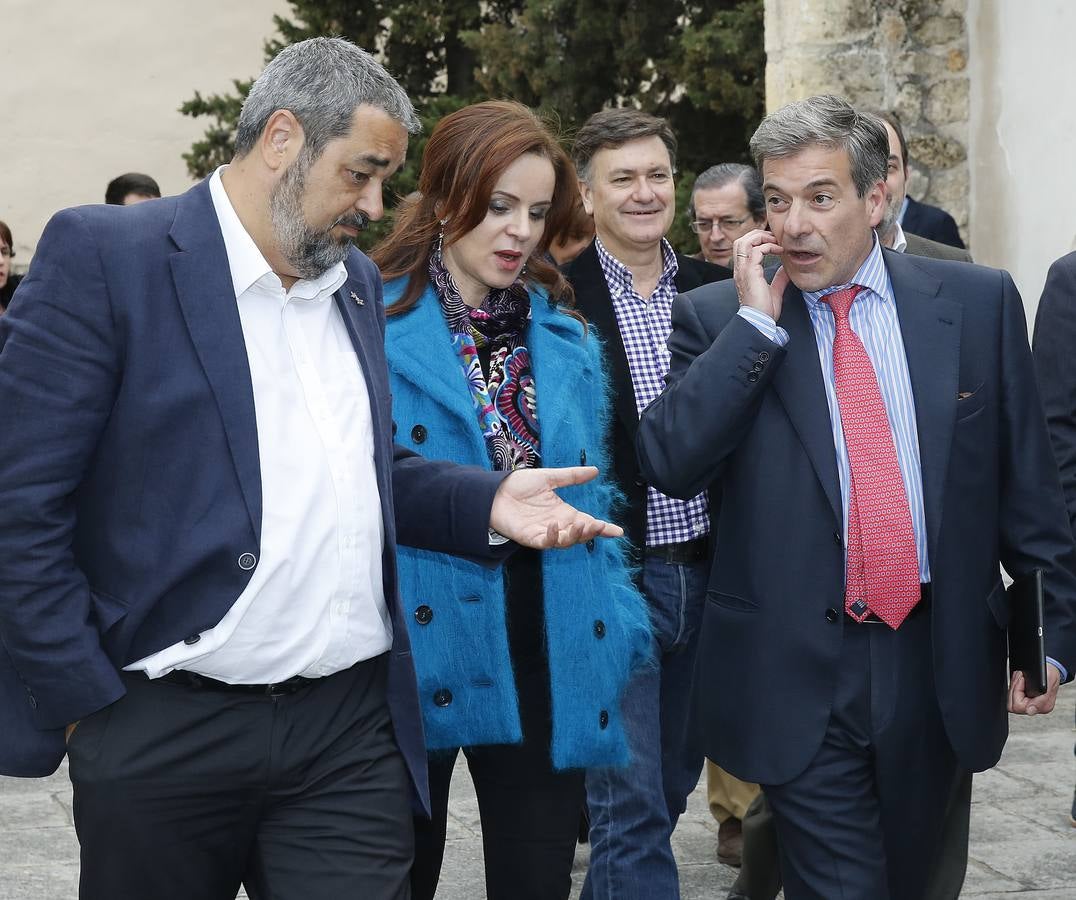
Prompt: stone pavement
<box><xmin>1</xmin><ymin>693</ymin><xmax>1072</xmax><ymax>899</ymax></box>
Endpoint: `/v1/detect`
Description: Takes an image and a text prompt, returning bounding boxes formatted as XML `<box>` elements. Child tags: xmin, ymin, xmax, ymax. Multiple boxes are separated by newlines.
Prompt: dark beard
<box><xmin>269</xmin><ymin>154</ymin><xmax>369</xmax><ymax>280</ymax></box>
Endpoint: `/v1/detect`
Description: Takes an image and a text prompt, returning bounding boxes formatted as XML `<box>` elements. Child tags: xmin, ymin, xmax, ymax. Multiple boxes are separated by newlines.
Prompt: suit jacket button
<box><xmin>580</xmin><ymin>448</ymin><xmax>587</xmax><ymax>465</ymax></box>
<box><xmin>28</xmin><ymin>694</ymin><xmax>37</xmax><ymax>709</ymax></box>
<box><xmin>411</xmin><ymin>424</ymin><xmax>427</xmax><ymax>444</ymax></box>
<box><xmin>238</xmin><ymin>553</ymin><xmax>257</xmax><ymax>571</ymax></box>
<box><xmin>599</xmin><ymin>709</ymin><xmax>609</xmax><ymax>729</ymax></box>
<box><xmin>825</xmin><ymin>608</ymin><xmax>839</xmax><ymax>623</ymax></box>
<box><xmin>752</xmin><ymin>361</ymin><xmax>764</xmax><ymax>372</ymax></box>
<box><xmin>415</xmin><ymin>605</ymin><xmax>434</xmax><ymax>625</ymax></box>
<box><xmin>747</xmin><ymin>372</ymin><xmax>759</xmax><ymax>383</ymax></box>
<box><xmin>634</xmin><ymin>475</ymin><xmax>646</xmax><ymax>487</ymax></box>
<box><xmin>758</xmin><ymin>351</ymin><xmax>771</xmax><ymax>362</ymax></box>
<box><xmin>184</xmin><ymin>634</ymin><xmax>201</xmax><ymax>645</ymax></box>
<box><xmin>833</xmin><ymin>531</ymin><xmax>842</xmax><ymax>546</ymax></box>
<box><xmin>433</xmin><ymin>689</ymin><xmax>453</xmax><ymax>707</ymax></box>
<box><xmin>593</xmin><ymin>620</ymin><xmax>606</xmax><ymax>639</ymax></box>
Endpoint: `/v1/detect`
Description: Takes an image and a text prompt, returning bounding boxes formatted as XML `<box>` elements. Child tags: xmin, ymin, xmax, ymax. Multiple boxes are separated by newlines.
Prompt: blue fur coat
<box><xmin>384</xmin><ymin>276</ymin><xmax>651</xmax><ymax>770</ymax></box>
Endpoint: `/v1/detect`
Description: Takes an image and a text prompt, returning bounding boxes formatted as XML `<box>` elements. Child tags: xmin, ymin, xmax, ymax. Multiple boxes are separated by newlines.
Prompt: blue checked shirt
<box><xmin>597</xmin><ymin>237</ymin><xmax>710</xmax><ymax>547</ymax></box>
<box><xmin>739</xmin><ymin>236</ymin><xmax>931</xmax><ymax>582</ymax></box>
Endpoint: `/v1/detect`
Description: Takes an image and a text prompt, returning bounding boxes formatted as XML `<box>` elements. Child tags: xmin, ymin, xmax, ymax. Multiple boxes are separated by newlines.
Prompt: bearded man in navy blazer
<box><xmin>637</xmin><ymin>95</ymin><xmax>1076</xmax><ymax>899</ymax></box>
<box><xmin>0</xmin><ymin>38</ymin><xmax>621</xmax><ymax>900</ymax></box>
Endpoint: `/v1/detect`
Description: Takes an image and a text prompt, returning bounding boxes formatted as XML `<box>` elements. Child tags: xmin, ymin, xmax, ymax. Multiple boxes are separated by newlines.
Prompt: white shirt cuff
<box><xmin>737</xmin><ymin>306</ymin><xmax>789</xmax><ymax>347</ymax></box>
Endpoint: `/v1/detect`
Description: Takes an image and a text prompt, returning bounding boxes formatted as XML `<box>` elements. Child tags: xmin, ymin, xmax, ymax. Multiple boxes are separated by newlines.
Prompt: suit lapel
<box><xmin>771</xmin><ymin>283</ymin><xmax>843</xmax><ymax>525</ymax></box>
<box><xmin>169</xmin><ymin>180</ymin><xmax>261</xmax><ymax>538</ymax></box>
<box><xmin>568</xmin><ymin>243</ymin><xmax>639</xmax><ymax>435</ymax></box>
<box><xmin>333</xmin><ymin>277</ymin><xmax>392</xmax><ymax>452</ymax></box>
<box><xmin>885</xmin><ymin>250</ymin><xmax>961</xmax><ymax>563</ymax></box>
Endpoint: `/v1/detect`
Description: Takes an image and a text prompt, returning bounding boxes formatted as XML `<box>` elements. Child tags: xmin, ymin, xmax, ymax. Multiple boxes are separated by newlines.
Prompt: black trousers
<box><xmin>68</xmin><ymin>654</ymin><xmax>413</xmax><ymax>900</ymax></box>
<box><xmin>410</xmin><ymin>664</ymin><xmax>585</xmax><ymax>900</ymax></box>
<box><xmin>762</xmin><ymin>610</ymin><xmax>960</xmax><ymax>900</ymax></box>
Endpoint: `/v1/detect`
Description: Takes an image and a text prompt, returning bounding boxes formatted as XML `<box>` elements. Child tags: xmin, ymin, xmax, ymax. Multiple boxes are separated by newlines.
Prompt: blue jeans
<box><xmin>582</xmin><ymin>555</ymin><xmax>708</xmax><ymax>900</ymax></box>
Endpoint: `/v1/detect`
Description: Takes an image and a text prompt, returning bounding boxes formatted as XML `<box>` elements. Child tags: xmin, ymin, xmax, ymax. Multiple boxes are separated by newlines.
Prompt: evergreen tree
<box><xmin>180</xmin><ymin>0</ymin><xmax>764</xmax><ymax>253</ymax></box>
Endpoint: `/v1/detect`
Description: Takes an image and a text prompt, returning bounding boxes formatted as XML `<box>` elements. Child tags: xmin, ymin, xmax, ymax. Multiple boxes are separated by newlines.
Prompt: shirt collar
<box><xmin>801</xmin><ymin>232</ymin><xmax>892</xmax><ymax>308</ymax></box>
<box><xmin>594</xmin><ymin>236</ymin><xmax>679</xmax><ymax>300</ymax></box>
<box><xmin>208</xmin><ymin>167</ymin><xmax>347</xmax><ymax>302</ymax></box>
<box><xmin>890</xmin><ymin>220</ymin><xmax>908</xmax><ymax>253</ymax></box>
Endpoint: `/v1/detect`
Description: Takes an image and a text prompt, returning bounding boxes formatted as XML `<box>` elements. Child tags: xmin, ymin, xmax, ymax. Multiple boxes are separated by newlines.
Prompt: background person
<box><xmin>104</xmin><ymin>172</ymin><xmax>161</xmax><ymax>205</ymax></box>
<box><xmin>372</xmin><ymin>100</ymin><xmax>650</xmax><ymax>900</ymax></box>
<box><xmin>687</xmin><ymin>163</ymin><xmax>766</xmax><ymax>269</ymax></box>
<box><xmin>0</xmin><ymin>220</ymin><xmax>20</xmax><ymax>313</ymax></box>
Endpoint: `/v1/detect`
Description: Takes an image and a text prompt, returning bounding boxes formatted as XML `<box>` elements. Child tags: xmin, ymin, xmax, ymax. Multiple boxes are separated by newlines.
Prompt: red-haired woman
<box><xmin>372</xmin><ymin>101</ymin><xmax>650</xmax><ymax>900</ymax></box>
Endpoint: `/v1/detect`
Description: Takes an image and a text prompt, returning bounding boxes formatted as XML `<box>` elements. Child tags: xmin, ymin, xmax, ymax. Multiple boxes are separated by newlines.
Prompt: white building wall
<box><xmin>2</xmin><ymin>0</ymin><xmax>291</xmax><ymax>265</ymax></box>
<box><xmin>968</xmin><ymin>0</ymin><xmax>1076</xmax><ymax>323</ymax></box>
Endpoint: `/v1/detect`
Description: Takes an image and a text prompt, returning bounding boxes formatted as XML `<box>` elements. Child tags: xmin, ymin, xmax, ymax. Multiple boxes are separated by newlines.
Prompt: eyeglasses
<box><xmin>689</xmin><ymin>215</ymin><xmax>753</xmax><ymax>235</ymax></box>
<box><xmin>0</xmin><ymin>246</ymin><xmax>12</xmax><ymax>259</ymax></box>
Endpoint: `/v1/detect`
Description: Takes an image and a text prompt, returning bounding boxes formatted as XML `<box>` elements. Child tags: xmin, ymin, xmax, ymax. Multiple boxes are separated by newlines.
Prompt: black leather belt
<box><xmin>128</xmin><ymin>668</ymin><xmax>321</xmax><ymax>697</ymax></box>
<box><xmin>645</xmin><ymin>536</ymin><xmax>709</xmax><ymax>564</ymax></box>
<box><xmin>846</xmin><ymin>584</ymin><xmax>932</xmax><ymax>625</ymax></box>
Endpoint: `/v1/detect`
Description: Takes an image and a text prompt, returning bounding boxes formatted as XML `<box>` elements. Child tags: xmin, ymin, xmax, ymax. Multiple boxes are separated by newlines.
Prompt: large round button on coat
<box><xmin>415</xmin><ymin>605</ymin><xmax>433</xmax><ymax>625</ymax></box>
<box><xmin>599</xmin><ymin>709</ymin><xmax>609</xmax><ymax>729</ymax></box>
<box><xmin>411</xmin><ymin>424</ymin><xmax>428</xmax><ymax>444</ymax></box>
<box><xmin>747</xmin><ymin>372</ymin><xmax>759</xmax><ymax>383</ymax></box>
<box><xmin>593</xmin><ymin>620</ymin><xmax>606</xmax><ymax>639</ymax></box>
<box><xmin>238</xmin><ymin>553</ymin><xmax>257</xmax><ymax>571</ymax></box>
<box><xmin>433</xmin><ymin>689</ymin><xmax>453</xmax><ymax>707</ymax></box>
<box><xmin>825</xmin><ymin>608</ymin><xmax>839</xmax><ymax>623</ymax></box>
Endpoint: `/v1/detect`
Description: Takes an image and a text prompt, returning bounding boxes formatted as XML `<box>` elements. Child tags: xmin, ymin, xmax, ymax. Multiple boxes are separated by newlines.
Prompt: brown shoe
<box><xmin>717</xmin><ymin>816</ymin><xmax>744</xmax><ymax>868</ymax></box>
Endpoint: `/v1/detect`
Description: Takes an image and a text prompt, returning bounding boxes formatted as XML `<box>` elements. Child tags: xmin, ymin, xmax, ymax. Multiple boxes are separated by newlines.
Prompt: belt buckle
<box><xmin>265</xmin><ymin>682</ymin><xmax>290</xmax><ymax>697</ymax></box>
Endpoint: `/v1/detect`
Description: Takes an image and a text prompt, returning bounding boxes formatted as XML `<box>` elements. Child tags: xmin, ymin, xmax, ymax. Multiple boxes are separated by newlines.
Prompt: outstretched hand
<box><xmin>489</xmin><ymin>467</ymin><xmax>623</xmax><ymax>549</ymax></box>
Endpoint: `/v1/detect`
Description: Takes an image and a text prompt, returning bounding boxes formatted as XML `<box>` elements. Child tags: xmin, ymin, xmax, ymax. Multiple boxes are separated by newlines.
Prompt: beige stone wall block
<box><xmin>893</xmin><ymin>83</ymin><xmax>924</xmax><ymax>126</ymax></box>
<box><xmin>914</xmin><ymin>14</ymin><xmax>965</xmax><ymax>46</ymax></box>
<box><xmin>764</xmin><ymin>0</ymin><xmax>875</xmax><ymax>48</ymax></box>
<box><xmin>947</xmin><ymin>47</ymin><xmax>968</xmax><ymax>71</ymax></box>
<box><xmin>925</xmin><ymin>78</ymin><xmax>970</xmax><ymax>125</ymax></box>
<box><xmin>921</xmin><ymin>167</ymin><xmax>969</xmax><ymax>228</ymax></box>
<box><xmin>907</xmin><ymin>133</ymin><xmax>968</xmax><ymax>169</ymax></box>
<box><xmin>877</xmin><ymin>10</ymin><xmax>909</xmax><ymax>48</ymax></box>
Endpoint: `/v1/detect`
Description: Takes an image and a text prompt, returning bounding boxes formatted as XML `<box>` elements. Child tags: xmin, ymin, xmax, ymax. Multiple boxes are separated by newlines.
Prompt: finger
<box><xmin>770</xmin><ymin>265</ymin><xmax>790</xmax><ymax>298</ymax></box>
<box><xmin>557</xmin><ymin>521</ymin><xmax>581</xmax><ymax>548</ymax></box>
<box><xmin>1009</xmin><ymin>671</ymin><xmax>1031</xmax><ymax>714</ymax></box>
<box><xmin>542</xmin><ymin>466</ymin><xmax>599</xmax><ymax>488</ymax></box>
<box><xmin>544</xmin><ymin>520</ymin><xmax>559</xmax><ymax>549</ymax></box>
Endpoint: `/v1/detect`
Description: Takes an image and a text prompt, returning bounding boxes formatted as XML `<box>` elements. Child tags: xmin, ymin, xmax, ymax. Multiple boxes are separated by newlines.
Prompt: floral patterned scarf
<box><xmin>429</xmin><ymin>252</ymin><xmax>540</xmax><ymax>471</ymax></box>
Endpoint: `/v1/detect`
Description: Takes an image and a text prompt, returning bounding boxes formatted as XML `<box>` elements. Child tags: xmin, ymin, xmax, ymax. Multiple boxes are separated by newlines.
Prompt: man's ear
<box><xmin>579</xmin><ymin>179</ymin><xmax>594</xmax><ymax>216</ymax></box>
<box><xmin>866</xmin><ymin>179</ymin><xmax>887</xmax><ymax>229</ymax></box>
<box><xmin>260</xmin><ymin>109</ymin><xmax>304</xmax><ymax>173</ymax></box>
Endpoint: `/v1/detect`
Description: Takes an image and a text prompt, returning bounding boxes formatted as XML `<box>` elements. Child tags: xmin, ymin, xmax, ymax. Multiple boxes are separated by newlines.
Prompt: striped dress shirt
<box><xmin>739</xmin><ymin>237</ymin><xmax>931</xmax><ymax>581</ymax></box>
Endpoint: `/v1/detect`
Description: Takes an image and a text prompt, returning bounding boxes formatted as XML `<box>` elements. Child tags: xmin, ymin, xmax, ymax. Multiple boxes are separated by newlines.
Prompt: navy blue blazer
<box><xmin>0</xmin><ymin>180</ymin><xmax>506</xmax><ymax>812</ymax></box>
<box><xmin>902</xmin><ymin>197</ymin><xmax>965</xmax><ymax>250</ymax></box>
<box><xmin>637</xmin><ymin>250</ymin><xmax>1076</xmax><ymax>785</ymax></box>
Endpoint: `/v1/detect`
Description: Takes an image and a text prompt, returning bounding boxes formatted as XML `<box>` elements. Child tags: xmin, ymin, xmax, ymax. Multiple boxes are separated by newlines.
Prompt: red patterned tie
<box><xmin>822</xmin><ymin>286</ymin><xmax>920</xmax><ymax>628</ymax></box>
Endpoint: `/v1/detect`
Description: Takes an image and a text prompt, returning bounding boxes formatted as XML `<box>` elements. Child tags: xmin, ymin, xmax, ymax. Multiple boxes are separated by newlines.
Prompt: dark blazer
<box><xmin>1033</xmin><ymin>251</ymin><xmax>1076</xmax><ymax>540</ymax></box>
<box><xmin>903</xmin><ymin>197</ymin><xmax>965</xmax><ymax>250</ymax></box>
<box><xmin>0</xmin><ymin>180</ymin><xmax>506</xmax><ymax>813</ymax></box>
<box><xmin>564</xmin><ymin>239</ymin><xmax>731</xmax><ymax>553</ymax></box>
<box><xmin>904</xmin><ymin>230</ymin><xmax>972</xmax><ymax>263</ymax></box>
<box><xmin>636</xmin><ymin>249</ymin><xmax>1076</xmax><ymax>785</ymax></box>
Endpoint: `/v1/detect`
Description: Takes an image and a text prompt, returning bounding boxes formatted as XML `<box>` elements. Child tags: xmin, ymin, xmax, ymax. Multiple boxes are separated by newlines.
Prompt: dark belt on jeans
<box><xmin>127</xmin><ymin>668</ymin><xmax>322</xmax><ymax>697</ymax></box>
<box><xmin>645</xmin><ymin>536</ymin><xmax>709</xmax><ymax>564</ymax></box>
<box><xmin>846</xmin><ymin>583</ymin><xmax>932</xmax><ymax>624</ymax></box>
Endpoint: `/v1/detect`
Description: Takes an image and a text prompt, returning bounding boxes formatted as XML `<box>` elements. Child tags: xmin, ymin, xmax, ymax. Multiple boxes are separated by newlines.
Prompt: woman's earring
<box><xmin>435</xmin><ymin>218</ymin><xmax>447</xmax><ymax>259</ymax></box>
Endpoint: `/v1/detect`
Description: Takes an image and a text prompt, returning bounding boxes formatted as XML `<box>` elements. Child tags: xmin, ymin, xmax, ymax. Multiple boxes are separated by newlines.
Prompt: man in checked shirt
<box><xmin>563</xmin><ymin>108</ymin><xmax>732</xmax><ymax>900</ymax></box>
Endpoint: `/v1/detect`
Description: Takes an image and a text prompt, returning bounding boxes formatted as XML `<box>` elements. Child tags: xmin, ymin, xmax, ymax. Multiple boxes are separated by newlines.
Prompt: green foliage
<box><xmin>180</xmin><ymin>0</ymin><xmax>765</xmax><ymax>255</ymax></box>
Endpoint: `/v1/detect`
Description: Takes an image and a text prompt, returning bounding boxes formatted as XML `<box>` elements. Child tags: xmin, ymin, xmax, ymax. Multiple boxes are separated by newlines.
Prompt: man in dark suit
<box><xmin>637</xmin><ymin>94</ymin><xmax>1076</xmax><ymax>899</ymax></box>
<box><xmin>0</xmin><ymin>38</ymin><xmax>619</xmax><ymax>900</ymax></box>
<box><xmin>1031</xmin><ymin>248</ymin><xmax>1076</xmax><ymax>834</ymax></box>
<box><xmin>562</xmin><ymin>108</ymin><xmax>730</xmax><ymax>900</ymax></box>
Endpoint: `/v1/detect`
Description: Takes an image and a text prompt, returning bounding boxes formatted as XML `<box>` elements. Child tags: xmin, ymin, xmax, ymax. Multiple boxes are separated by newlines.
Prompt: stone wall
<box><xmin>764</xmin><ymin>0</ymin><xmax>970</xmax><ymax>246</ymax></box>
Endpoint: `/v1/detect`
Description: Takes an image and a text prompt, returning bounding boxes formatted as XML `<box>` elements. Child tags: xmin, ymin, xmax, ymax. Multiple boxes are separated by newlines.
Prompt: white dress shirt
<box><xmin>129</xmin><ymin>167</ymin><xmax>390</xmax><ymax>683</ymax></box>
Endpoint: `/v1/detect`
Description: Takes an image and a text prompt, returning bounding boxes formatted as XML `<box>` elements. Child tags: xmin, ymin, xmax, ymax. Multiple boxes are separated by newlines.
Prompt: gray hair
<box><xmin>749</xmin><ymin>95</ymin><xmax>888</xmax><ymax>198</ymax></box>
<box><xmin>573</xmin><ymin>108</ymin><xmax>677</xmax><ymax>184</ymax></box>
<box><xmin>687</xmin><ymin>163</ymin><xmax>765</xmax><ymax>221</ymax></box>
<box><xmin>234</xmin><ymin>37</ymin><xmax>421</xmax><ymax>160</ymax></box>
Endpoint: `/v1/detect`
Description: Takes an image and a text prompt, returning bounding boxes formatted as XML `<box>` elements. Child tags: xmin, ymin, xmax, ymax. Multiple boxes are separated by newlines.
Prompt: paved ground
<box><xmin>1</xmin><ymin>692</ymin><xmax>1072</xmax><ymax>899</ymax></box>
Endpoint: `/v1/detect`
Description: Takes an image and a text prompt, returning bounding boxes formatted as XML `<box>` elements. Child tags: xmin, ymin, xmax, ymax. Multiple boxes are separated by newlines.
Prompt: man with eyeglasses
<box><xmin>688</xmin><ymin>164</ymin><xmax>767</xmax><ymax>270</ymax></box>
